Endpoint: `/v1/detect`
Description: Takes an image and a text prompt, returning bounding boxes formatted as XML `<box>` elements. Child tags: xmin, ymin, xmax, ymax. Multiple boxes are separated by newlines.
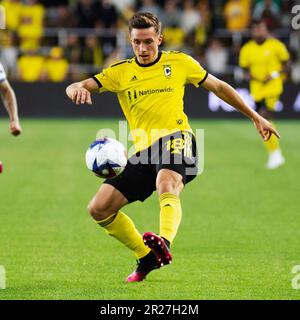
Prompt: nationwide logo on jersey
<box><xmin>163</xmin><ymin>65</ymin><xmax>172</xmax><ymax>78</ymax></box>
<box><xmin>128</xmin><ymin>90</ymin><xmax>138</xmax><ymax>102</ymax></box>
<box><xmin>127</xmin><ymin>87</ymin><xmax>174</xmax><ymax>102</ymax></box>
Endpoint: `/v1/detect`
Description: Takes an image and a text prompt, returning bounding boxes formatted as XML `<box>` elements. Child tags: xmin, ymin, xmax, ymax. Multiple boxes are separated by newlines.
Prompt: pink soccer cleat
<box><xmin>143</xmin><ymin>232</ymin><xmax>172</xmax><ymax>267</ymax></box>
<box><xmin>126</xmin><ymin>269</ymin><xmax>152</xmax><ymax>283</ymax></box>
<box><xmin>126</xmin><ymin>234</ymin><xmax>172</xmax><ymax>283</ymax></box>
<box><xmin>126</xmin><ymin>251</ymin><xmax>159</xmax><ymax>283</ymax></box>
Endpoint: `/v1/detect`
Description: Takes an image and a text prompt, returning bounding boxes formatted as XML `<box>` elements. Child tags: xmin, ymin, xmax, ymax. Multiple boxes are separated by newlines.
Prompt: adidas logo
<box><xmin>130</xmin><ymin>75</ymin><xmax>138</xmax><ymax>81</ymax></box>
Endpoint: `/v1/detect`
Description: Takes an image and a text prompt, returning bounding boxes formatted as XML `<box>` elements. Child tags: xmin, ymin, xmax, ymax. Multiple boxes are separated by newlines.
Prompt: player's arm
<box><xmin>66</xmin><ymin>78</ymin><xmax>98</xmax><ymax>105</ymax></box>
<box><xmin>0</xmin><ymin>80</ymin><xmax>22</xmax><ymax>136</ymax></box>
<box><xmin>280</xmin><ymin>60</ymin><xmax>290</xmax><ymax>77</ymax></box>
<box><xmin>264</xmin><ymin>42</ymin><xmax>291</xmax><ymax>83</ymax></box>
<box><xmin>262</xmin><ymin>60</ymin><xmax>291</xmax><ymax>84</ymax></box>
<box><xmin>266</xmin><ymin>60</ymin><xmax>291</xmax><ymax>83</ymax></box>
<box><xmin>201</xmin><ymin>73</ymin><xmax>280</xmax><ymax>141</ymax></box>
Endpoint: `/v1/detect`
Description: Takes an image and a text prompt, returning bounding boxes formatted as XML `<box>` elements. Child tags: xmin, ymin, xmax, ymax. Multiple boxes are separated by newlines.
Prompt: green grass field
<box><xmin>0</xmin><ymin>119</ymin><xmax>299</xmax><ymax>300</ymax></box>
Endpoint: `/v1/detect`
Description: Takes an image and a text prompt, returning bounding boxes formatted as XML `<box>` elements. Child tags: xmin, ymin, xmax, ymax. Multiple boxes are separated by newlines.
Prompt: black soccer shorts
<box><xmin>103</xmin><ymin>130</ymin><xmax>198</xmax><ymax>203</ymax></box>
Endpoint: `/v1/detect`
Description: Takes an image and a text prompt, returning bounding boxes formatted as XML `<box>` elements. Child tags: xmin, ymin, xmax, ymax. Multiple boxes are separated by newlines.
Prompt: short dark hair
<box><xmin>128</xmin><ymin>12</ymin><xmax>162</xmax><ymax>35</ymax></box>
<box><xmin>251</xmin><ymin>19</ymin><xmax>268</xmax><ymax>29</ymax></box>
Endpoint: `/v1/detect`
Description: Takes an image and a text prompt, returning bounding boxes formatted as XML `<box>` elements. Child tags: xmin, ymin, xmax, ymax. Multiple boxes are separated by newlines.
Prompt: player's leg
<box><xmin>88</xmin><ymin>183</ymin><xmax>151</xmax><ymax>261</ymax></box>
<box><xmin>128</xmin><ymin>132</ymin><xmax>197</xmax><ymax>282</ymax></box>
<box><xmin>126</xmin><ymin>168</ymin><xmax>183</xmax><ymax>282</ymax></box>
<box><xmin>88</xmin><ymin>183</ymin><xmax>127</xmax><ymax>221</ymax></box>
<box><xmin>142</xmin><ymin>168</ymin><xmax>183</xmax><ymax>266</ymax></box>
<box><xmin>126</xmin><ymin>171</ymin><xmax>182</xmax><ymax>282</ymax></box>
<box><xmin>257</xmin><ymin>97</ymin><xmax>285</xmax><ymax>169</ymax></box>
<box><xmin>92</xmin><ymin>158</ymin><xmax>161</xmax><ymax>282</ymax></box>
<box><xmin>143</xmin><ymin>131</ymin><xmax>197</xmax><ymax>266</ymax></box>
<box><xmin>155</xmin><ymin>131</ymin><xmax>196</xmax><ymax>246</ymax></box>
<box><xmin>126</xmin><ymin>142</ymin><xmax>186</xmax><ymax>282</ymax></box>
<box><xmin>156</xmin><ymin>168</ymin><xmax>184</xmax><ymax>245</ymax></box>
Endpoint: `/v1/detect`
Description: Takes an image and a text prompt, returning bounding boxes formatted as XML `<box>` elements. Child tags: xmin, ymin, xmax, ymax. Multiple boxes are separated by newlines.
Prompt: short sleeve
<box><xmin>93</xmin><ymin>66</ymin><xmax>119</xmax><ymax>93</ymax></box>
<box><xmin>239</xmin><ymin>45</ymin><xmax>249</xmax><ymax>69</ymax></box>
<box><xmin>183</xmin><ymin>54</ymin><xmax>208</xmax><ymax>87</ymax></box>
<box><xmin>276</xmin><ymin>41</ymin><xmax>290</xmax><ymax>62</ymax></box>
<box><xmin>0</xmin><ymin>63</ymin><xmax>7</xmax><ymax>82</ymax></box>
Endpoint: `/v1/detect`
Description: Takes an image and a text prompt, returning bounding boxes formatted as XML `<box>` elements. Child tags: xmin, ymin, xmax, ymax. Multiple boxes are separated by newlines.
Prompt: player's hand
<box><xmin>70</xmin><ymin>88</ymin><xmax>92</xmax><ymax>104</ymax></box>
<box><xmin>10</xmin><ymin>120</ymin><xmax>22</xmax><ymax>136</ymax></box>
<box><xmin>66</xmin><ymin>84</ymin><xmax>92</xmax><ymax>105</ymax></box>
<box><xmin>252</xmin><ymin>115</ymin><xmax>280</xmax><ymax>141</ymax></box>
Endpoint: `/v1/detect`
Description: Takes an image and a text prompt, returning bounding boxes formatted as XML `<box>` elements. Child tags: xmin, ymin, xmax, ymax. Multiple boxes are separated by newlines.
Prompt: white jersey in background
<box><xmin>0</xmin><ymin>62</ymin><xmax>7</xmax><ymax>82</ymax></box>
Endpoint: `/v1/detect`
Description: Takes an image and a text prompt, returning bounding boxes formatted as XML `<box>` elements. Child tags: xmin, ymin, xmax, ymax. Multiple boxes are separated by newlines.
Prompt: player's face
<box><xmin>130</xmin><ymin>27</ymin><xmax>163</xmax><ymax>65</ymax></box>
<box><xmin>252</xmin><ymin>23</ymin><xmax>268</xmax><ymax>44</ymax></box>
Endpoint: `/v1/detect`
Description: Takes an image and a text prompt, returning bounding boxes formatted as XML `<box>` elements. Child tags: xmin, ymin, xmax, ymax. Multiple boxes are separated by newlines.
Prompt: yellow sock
<box><xmin>96</xmin><ymin>211</ymin><xmax>150</xmax><ymax>259</ymax></box>
<box><xmin>264</xmin><ymin>122</ymin><xmax>280</xmax><ymax>153</ymax></box>
<box><xmin>159</xmin><ymin>192</ymin><xmax>182</xmax><ymax>244</ymax></box>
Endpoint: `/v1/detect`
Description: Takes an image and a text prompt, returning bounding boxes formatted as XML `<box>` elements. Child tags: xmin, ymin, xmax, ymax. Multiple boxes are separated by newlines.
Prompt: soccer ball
<box><xmin>85</xmin><ymin>137</ymin><xmax>127</xmax><ymax>179</ymax></box>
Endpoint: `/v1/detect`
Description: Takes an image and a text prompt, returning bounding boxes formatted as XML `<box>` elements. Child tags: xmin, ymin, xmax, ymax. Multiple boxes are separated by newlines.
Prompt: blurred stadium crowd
<box><xmin>0</xmin><ymin>0</ymin><xmax>299</xmax><ymax>83</ymax></box>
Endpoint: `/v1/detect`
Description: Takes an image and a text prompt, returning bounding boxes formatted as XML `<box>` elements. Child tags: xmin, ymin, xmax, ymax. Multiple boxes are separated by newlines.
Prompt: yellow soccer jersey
<box><xmin>239</xmin><ymin>38</ymin><xmax>290</xmax><ymax>101</ymax></box>
<box><xmin>93</xmin><ymin>51</ymin><xmax>207</xmax><ymax>152</ymax></box>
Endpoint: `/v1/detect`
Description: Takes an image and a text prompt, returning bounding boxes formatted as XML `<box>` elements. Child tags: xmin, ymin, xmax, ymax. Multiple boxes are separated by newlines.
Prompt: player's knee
<box><xmin>156</xmin><ymin>171</ymin><xmax>183</xmax><ymax>195</ymax></box>
<box><xmin>158</xmin><ymin>180</ymin><xmax>175</xmax><ymax>193</ymax></box>
<box><xmin>167</xmin><ymin>184</ymin><xmax>182</xmax><ymax>195</ymax></box>
<box><xmin>87</xmin><ymin>199</ymin><xmax>112</xmax><ymax>221</ymax></box>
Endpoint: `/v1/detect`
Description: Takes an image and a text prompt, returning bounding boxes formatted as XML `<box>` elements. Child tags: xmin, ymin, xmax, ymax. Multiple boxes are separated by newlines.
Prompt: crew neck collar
<box><xmin>135</xmin><ymin>51</ymin><xmax>162</xmax><ymax>67</ymax></box>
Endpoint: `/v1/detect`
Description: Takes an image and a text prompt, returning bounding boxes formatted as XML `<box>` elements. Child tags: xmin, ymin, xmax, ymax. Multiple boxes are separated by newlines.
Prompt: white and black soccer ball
<box><xmin>85</xmin><ymin>137</ymin><xmax>127</xmax><ymax>179</ymax></box>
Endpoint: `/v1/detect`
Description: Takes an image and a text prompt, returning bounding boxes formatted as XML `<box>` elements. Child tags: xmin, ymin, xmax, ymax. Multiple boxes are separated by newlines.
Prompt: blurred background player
<box><xmin>0</xmin><ymin>61</ymin><xmax>22</xmax><ymax>173</ymax></box>
<box><xmin>239</xmin><ymin>20</ymin><xmax>290</xmax><ymax>169</ymax></box>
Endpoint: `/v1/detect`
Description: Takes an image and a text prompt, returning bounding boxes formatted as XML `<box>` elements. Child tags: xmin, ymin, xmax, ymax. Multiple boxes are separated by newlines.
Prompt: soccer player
<box><xmin>239</xmin><ymin>20</ymin><xmax>289</xmax><ymax>169</ymax></box>
<box><xmin>66</xmin><ymin>12</ymin><xmax>279</xmax><ymax>282</ymax></box>
<box><xmin>0</xmin><ymin>61</ymin><xmax>22</xmax><ymax>173</ymax></box>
